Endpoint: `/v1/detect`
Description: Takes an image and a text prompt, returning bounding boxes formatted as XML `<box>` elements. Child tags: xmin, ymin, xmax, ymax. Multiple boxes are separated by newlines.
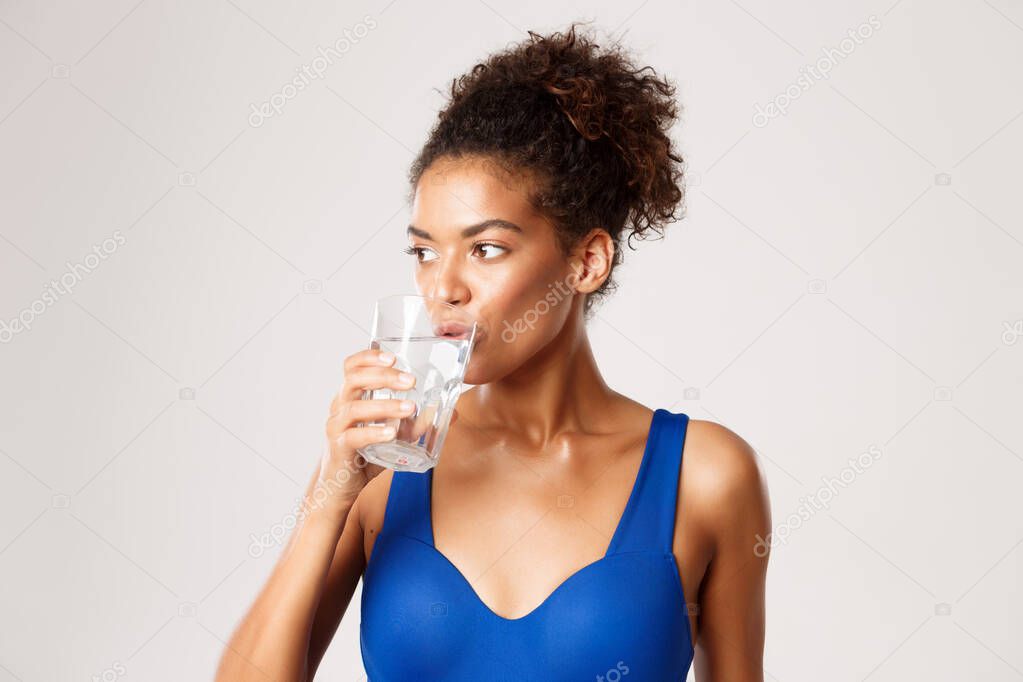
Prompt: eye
<box><xmin>473</xmin><ymin>242</ymin><xmax>507</xmax><ymax>259</ymax></box>
<box><xmin>402</xmin><ymin>245</ymin><xmax>438</xmax><ymax>263</ymax></box>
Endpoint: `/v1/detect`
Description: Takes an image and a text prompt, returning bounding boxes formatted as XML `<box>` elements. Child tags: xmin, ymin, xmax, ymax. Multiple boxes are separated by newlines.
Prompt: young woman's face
<box><xmin>407</xmin><ymin>156</ymin><xmax>582</xmax><ymax>384</ymax></box>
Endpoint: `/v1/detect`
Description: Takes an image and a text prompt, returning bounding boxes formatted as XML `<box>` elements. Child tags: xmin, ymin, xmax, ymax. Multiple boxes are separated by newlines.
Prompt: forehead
<box><xmin>411</xmin><ymin>156</ymin><xmax>541</xmax><ymax>231</ymax></box>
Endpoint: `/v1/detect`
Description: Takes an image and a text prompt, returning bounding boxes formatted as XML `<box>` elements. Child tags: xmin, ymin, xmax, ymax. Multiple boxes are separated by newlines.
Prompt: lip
<box><xmin>434</xmin><ymin>320</ymin><xmax>476</xmax><ymax>340</ymax></box>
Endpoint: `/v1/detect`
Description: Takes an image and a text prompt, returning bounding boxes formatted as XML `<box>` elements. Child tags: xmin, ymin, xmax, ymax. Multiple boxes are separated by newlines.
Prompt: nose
<box><xmin>423</xmin><ymin>258</ymin><xmax>470</xmax><ymax>307</ymax></box>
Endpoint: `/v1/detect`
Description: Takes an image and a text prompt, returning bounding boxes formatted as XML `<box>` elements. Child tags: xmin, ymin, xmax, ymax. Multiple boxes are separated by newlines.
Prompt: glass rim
<box><xmin>372</xmin><ymin>293</ymin><xmax>479</xmax><ymax>344</ymax></box>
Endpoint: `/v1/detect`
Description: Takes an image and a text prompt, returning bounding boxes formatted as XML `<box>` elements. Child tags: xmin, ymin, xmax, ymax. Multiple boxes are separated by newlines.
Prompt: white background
<box><xmin>1</xmin><ymin>0</ymin><xmax>1022</xmax><ymax>680</ymax></box>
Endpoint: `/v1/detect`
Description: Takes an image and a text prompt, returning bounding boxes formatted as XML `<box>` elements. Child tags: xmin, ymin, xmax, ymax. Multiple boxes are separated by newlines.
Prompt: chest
<box><xmin>360</xmin><ymin>532</ymin><xmax>694</xmax><ymax>680</ymax></box>
<box><xmin>359</xmin><ymin>407</ymin><xmax>706</xmax><ymax>678</ymax></box>
<box><xmin>361</xmin><ymin>421</ymin><xmax>706</xmax><ymax>641</ymax></box>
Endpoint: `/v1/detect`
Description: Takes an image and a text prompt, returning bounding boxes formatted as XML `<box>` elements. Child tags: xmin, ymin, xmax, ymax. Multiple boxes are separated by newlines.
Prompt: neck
<box><xmin>462</xmin><ymin>303</ymin><xmax>622</xmax><ymax>447</ymax></box>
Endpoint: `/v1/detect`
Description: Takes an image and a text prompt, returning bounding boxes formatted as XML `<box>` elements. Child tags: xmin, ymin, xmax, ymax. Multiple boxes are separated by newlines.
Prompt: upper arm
<box><xmin>688</xmin><ymin>422</ymin><xmax>772</xmax><ymax>682</ymax></box>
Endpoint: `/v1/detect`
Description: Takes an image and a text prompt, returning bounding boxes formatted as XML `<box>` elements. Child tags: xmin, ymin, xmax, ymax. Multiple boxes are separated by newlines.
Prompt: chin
<box><xmin>461</xmin><ymin>356</ymin><xmax>503</xmax><ymax>386</ymax></box>
<box><xmin>461</xmin><ymin>363</ymin><xmax>485</xmax><ymax>386</ymax></box>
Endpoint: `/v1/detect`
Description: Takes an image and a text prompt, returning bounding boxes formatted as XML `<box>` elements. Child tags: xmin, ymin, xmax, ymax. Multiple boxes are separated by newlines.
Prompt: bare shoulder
<box><xmin>680</xmin><ymin>419</ymin><xmax>771</xmax><ymax>540</ymax></box>
<box><xmin>682</xmin><ymin>419</ymin><xmax>763</xmax><ymax>495</ymax></box>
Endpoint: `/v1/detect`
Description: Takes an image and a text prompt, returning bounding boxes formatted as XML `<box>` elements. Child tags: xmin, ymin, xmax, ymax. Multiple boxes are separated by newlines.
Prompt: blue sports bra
<box><xmin>360</xmin><ymin>408</ymin><xmax>694</xmax><ymax>680</ymax></box>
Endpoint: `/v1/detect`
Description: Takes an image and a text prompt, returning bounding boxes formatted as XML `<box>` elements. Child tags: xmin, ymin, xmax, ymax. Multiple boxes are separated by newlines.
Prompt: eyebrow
<box><xmin>406</xmin><ymin>219</ymin><xmax>524</xmax><ymax>241</ymax></box>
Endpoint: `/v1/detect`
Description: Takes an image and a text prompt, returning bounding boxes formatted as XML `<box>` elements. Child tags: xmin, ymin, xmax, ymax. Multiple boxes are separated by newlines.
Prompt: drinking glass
<box><xmin>356</xmin><ymin>294</ymin><xmax>477</xmax><ymax>472</ymax></box>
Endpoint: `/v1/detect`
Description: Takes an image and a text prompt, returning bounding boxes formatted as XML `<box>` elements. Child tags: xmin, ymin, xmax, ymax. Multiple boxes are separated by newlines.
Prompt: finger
<box><xmin>332</xmin><ymin>423</ymin><xmax>397</xmax><ymax>454</ymax></box>
<box><xmin>339</xmin><ymin>365</ymin><xmax>417</xmax><ymax>402</ymax></box>
<box><xmin>344</xmin><ymin>348</ymin><xmax>397</xmax><ymax>373</ymax></box>
<box><xmin>330</xmin><ymin>397</ymin><xmax>416</xmax><ymax>430</ymax></box>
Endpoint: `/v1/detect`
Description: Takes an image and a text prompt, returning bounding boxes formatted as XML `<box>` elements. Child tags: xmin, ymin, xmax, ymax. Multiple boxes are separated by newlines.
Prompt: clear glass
<box><xmin>356</xmin><ymin>294</ymin><xmax>477</xmax><ymax>472</ymax></box>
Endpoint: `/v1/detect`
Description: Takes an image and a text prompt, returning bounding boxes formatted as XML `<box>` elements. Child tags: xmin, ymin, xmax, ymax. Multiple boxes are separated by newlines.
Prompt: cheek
<box><xmin>489</xmin><ymin>275</ymin><xmax>576</xmax><ymax>345</ymax></box>
<box><xmin>461</xmin><ymin>267</ymin><xmax>576</xmax><ymax>383</ymax></box>
<box><xmin>413</xmin><ymin>255</ymin><xmax>576</xmax><ymax>346</ymax></box>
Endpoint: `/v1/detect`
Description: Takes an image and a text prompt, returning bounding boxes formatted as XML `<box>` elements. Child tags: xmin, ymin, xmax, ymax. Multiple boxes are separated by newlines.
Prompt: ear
<box><xmin>567</xmin><ymin>228</ymin><xmax>614</xmax><ymax>294</ymax></box>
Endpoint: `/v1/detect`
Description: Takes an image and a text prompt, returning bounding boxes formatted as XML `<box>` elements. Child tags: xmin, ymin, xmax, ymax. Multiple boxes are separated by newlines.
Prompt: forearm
<box><xmin>215</xmin><ymin>502</ymin><xmax>354</xmax><ymax>682</ymax></box>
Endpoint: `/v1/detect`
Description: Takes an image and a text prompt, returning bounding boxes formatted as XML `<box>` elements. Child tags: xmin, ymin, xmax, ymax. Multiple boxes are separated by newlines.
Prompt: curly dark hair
<box><xmin>408</xmin><ymin>21</ymin><xmax>686</xmax><ymax>317</ymax></box>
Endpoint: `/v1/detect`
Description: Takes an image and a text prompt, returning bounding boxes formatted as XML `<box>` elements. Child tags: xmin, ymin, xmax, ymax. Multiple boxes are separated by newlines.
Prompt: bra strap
<box><xmin>608</xmin><ymin>410</ymin><xmax>690</xmax><ymax>555</ymax></box>
<box><xmin>379</xmin><ymin>469</ymin><xmax>433</xmax><ymax>545</ymax></box>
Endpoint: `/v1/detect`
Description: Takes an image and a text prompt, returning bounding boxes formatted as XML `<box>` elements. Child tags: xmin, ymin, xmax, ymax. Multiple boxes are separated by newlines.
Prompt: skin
<box><xmin>217</xmin><ymin>154</ymin><xmax>772</xmax><ymax>681</ymax></box>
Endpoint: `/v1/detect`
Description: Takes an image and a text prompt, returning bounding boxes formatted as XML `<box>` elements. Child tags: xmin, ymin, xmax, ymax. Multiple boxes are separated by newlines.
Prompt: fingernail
<box><xmin>381</xmin><ymin>425</ymin><xmax>396</xmax><ymax>437</ymax></box>
<box><xmin>399</xmin><ymin>372</ymin><xmax>414</xmax><ymax>385</ymax></box>
<box><xmin>379</xmin><ymin>351</ymin><xmax>395</xmax><ymax>363</ymax></box>
<box><xmin>399</xmin><ymin>400</ymin><xmax>415</xmax><ymax>412</ymax></box>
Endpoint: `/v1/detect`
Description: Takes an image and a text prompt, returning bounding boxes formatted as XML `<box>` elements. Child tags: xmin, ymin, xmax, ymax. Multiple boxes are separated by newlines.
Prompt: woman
<box><xmin>217</xmin><ymin>23</ymin><xmax>771</xmax><ymax>682</ymax></box>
